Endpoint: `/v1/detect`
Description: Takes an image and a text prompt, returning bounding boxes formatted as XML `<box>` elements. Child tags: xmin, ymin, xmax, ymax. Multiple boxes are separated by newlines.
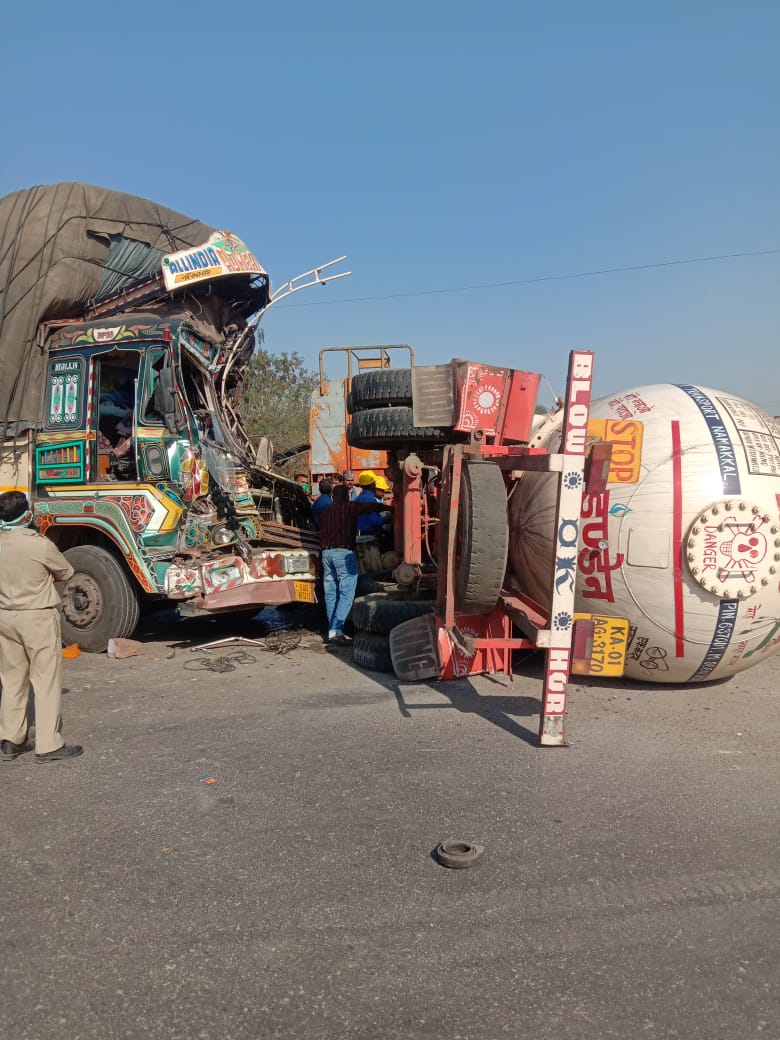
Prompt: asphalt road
<box><xmin>2</xmin><ymin>606</ymin><xmax>778</xmax><ymax>1040</ymax></box>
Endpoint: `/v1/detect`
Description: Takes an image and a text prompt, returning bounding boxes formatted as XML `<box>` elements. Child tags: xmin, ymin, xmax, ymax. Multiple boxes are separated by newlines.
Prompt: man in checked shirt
<box><xmin>317</xmin><ymin>484</ymin><xmax>391</xmax><ymax>645</ymax></box>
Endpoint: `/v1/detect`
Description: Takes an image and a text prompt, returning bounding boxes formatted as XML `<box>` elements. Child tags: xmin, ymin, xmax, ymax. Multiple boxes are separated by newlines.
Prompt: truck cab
<box><xmin>5</xmin><ymin>237</ymin><xmax>320</xmax><ymax>651</ymax></box>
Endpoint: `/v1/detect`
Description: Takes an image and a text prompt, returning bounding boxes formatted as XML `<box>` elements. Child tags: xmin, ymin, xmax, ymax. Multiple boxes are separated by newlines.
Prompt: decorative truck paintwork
<box><xmin>1</xmin><ymin>228</ymin><xmax>320</xmax><ymax>648</ymax></box>
<box><xmin>25</xmin><ymin>315</ymin><xmax>318</xmax><ymax>620</ymax></box>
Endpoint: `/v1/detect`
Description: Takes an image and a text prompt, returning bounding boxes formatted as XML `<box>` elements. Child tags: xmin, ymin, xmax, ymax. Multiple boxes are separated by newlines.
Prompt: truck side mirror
<box><xmin>153</xmin><ymin>362</ymin><xmax>181</xmax><ymax>435</ymax></box>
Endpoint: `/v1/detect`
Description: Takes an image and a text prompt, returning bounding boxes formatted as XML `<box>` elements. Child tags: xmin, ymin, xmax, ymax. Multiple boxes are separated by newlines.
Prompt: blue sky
<box><xmin>2</xmin><ymin>1</ymin><xmax>778</xmax><ymax>411</ymax></box>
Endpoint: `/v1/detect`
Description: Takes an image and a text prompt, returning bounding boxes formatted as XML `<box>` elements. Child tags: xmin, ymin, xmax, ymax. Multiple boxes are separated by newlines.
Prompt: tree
<box><xmin>239</xmin><ymin>336</ymin><xmax>319</xmax><ymax>462</ymax></box>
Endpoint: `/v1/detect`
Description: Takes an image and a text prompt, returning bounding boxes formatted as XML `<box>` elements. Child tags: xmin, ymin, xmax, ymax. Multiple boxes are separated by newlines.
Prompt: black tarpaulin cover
<box><xmin>0</xmin><ymin>183</ymin><xmax>216</xmax><ymax>430</ymax></box>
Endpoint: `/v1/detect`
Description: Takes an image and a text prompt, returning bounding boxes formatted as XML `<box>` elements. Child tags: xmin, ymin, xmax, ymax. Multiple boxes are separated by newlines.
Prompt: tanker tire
<box><xmin>60</xmin><ymin>545</ymin><xmax>140</xmax><ymax>653</ymax></box>
<box><xmin>455</xmin><ymin>460</ymin><xmax>509</xmax><ymax>615</ymax></box>
<box><xmin>352</xmin><ymin>593</ymin><xmax>435</xmax><ymax>635</ymax></box>
<box><xmin>352</xmin><ymin>631</ymin><xmax>394</xmax><ymax>673</ymax></box>
<box><xmin>348</xmin><ymin>368</ymin><xmax>413</xmax><ymax>411</ymax></box>
<box><xmin>348</xmin><ymin>406</ymin><xmax>455</xmax><ymax>449</ymax></box>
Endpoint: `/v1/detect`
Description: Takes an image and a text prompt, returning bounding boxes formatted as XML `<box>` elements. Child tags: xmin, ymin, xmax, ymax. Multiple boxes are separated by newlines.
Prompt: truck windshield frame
<box><xmin>178</xmin><ymin>340</ymin><xmax>249</xmax><ymax>459</ymax></box>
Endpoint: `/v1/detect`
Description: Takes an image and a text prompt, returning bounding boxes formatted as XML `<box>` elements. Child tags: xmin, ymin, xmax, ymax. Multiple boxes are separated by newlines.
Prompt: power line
<box><xmin>281</xmin><ymin>247</ymin><xmax>780</xmax><ymax>308</ymax></box>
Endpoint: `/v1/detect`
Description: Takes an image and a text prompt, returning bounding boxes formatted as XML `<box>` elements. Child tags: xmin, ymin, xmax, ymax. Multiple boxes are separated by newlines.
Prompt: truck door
<box><xmin>91</xmin><ymin>346</ymin><xmax>186</xmax><ymax>485</ymax></box>
<box><xmin>134</xmin><ymin>346</ymin><xmax>190</xmax><ymax>485</ymax></box>
<box><xmin>92</xmin><ymin>349</ymin><xmax>142</xmax><ymax>482</ymax></box>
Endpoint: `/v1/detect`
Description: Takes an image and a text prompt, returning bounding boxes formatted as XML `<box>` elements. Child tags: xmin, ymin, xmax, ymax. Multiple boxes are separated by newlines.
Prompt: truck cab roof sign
<box><xmin>161</xmin><ymin>231</ymin><xmax>266</xmax><ymax>290</ymax></box>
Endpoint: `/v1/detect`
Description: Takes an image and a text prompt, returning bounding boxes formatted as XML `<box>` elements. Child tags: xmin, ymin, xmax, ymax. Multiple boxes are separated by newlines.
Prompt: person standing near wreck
<box><xmin>311</xmin><ymin>478</ymin><xmax>334</xmax><ymax>528</ymax></box>
<box><xmin>318</xmin><ymin>484</ymin><xmax>389</xmax><ymax>645</ymax></box>
<box><xmin>0</xmin><ymin>492</ymin><xmax>83</xmax><ymax>763</ymax></box>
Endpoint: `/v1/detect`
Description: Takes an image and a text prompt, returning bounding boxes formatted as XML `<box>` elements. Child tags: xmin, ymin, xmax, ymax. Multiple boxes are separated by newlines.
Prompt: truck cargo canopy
<box><xmin>0</xmin><ymin>183</ymin><xmax>263</xmax><ymax>433</ymax></box>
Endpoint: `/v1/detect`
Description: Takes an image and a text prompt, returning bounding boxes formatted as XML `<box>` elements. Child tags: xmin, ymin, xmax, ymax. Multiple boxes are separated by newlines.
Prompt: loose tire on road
<box><xmin>348</xmin><ymin>368</ymin><xmax>413</xmax><ymax>411</ymax></box>
<box><xmin>60</xmin><ymin>545</ymin><xmax>140</xmax><ymax>653</ymax></box>
<box><xmin>352</xmin><ymin>593</ymin><xmax>435</xmax><ymax>635</ymax></box>
<box><xmin>454</xmin><ymin>460</ymin><xmax>509</xmax><ymax>615</ymax></box>
<box><xmin>352</xmin><ymin>631</ymin><xmax>394</xmax><ymax>673</ymax></box>
<box><xmin>348</xmin><ymin>406</ymin><xmax>455</xmax><ymax>449</ymax></box>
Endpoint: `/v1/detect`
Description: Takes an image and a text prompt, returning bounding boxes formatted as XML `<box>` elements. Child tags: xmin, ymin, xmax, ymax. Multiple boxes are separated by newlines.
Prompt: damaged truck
<box><xmin>0</xmin><ymin>183</ymin><xmax>335</xmax><ymax>650</ymax></box>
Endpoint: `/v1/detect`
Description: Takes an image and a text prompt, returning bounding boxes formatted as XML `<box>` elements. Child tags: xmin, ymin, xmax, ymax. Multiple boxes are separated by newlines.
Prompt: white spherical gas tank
<box><xmin>509</xmin><ymin>384</ymin><xmax>780</xmax><ymax>683</ymax></box>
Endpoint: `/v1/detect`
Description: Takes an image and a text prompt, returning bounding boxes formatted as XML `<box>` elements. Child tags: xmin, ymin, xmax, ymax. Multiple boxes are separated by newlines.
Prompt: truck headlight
<box><xmin>212</xmin><ymin>525</ymin><xmax>236</xmax><ymax>545</ymax></box>
<box><xmin>282</xmin><ymin>553</ymin><xmax>311</xmax><ymax>574</ymax></box>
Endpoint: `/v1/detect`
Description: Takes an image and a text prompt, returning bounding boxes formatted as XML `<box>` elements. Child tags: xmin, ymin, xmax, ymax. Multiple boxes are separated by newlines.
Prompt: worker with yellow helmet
<box><xmin>355</xmin><ymin>471</ymin><xmax>385</xmax><ymax>535</ymax></box>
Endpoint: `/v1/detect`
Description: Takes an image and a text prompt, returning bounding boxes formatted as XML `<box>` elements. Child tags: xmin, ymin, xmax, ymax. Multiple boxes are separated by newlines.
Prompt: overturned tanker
<box><xmin>509</xmin><ymin>384</ymin><xmax>780</xmax><ymax>683</ymax></box>
<box><xmin>341</xmin><ymin>355</ymin><xmax>779</xmax><ymax>741</ymax></box>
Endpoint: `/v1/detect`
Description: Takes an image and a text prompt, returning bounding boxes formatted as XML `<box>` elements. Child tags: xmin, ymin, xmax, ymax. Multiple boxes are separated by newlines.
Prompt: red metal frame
<box><xmin>402</xmin><ymin>455</ymin><xmax>425</xmax><ymax>568</ymax></box>
<box><xmin>393</xmin><ymin>349</ymin><xmax>599</xmax><ymax>747</ymax></box>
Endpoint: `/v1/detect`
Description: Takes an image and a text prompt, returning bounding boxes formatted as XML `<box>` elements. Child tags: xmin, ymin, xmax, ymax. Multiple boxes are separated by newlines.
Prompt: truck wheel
<box><xmin>348</xmin><ymin>406</ymin><xmax>456</xmax><ymax>448</ymax></box>
<box><xmin>60</xmin><ymin>546</ymin><xmax>140</xmax><ymax>652</ymax></box>
<box><xmin>454</xmin><ymin>461</ymin><xmax>508</xmax><ymax>614</ymax></box>
<box><xmin>352</xmin><ymin>631</ymin><xmax>394</xmax><ymax>673</ymax></box>
<box><xmin>352</xmin><ymin>593</ymin><xmax>435</xmax><ymax>634</ymax></box>
<box><xmin>348</xmin><ymin>368</ymin><xmax>413</xmax><ymax>411</ymax></box>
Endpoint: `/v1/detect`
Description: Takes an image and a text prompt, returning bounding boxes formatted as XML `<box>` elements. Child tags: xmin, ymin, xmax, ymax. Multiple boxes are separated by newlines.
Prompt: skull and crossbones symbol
<box><xmin>718</xmin><ymin>516</ymin><xmax>768</xmax><ymax>582</ymax></box>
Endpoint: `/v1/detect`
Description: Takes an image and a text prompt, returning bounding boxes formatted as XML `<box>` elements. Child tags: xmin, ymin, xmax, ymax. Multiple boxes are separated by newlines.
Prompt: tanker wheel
<box><xmin>348</xmin><ymin>368</ymin><xmax>413</xmax><ymax>412</ymax></box>
<box><xmin>352</xmin><ymin>631</ymin><xmax>394</xmax><ymax>673</ymax></box>
<box><xmin>454</xmin><ymin>460</ymin><xmax>509</xmax><ymax>614</ymax></box>
<box><xmin>351</xmin><ymin>593</ymin><xmax>435</xmax><ymax>634</ymax></box>
<box><xmin>348</xmin><ymin>406</ymin><xmax>456</xmax><ymax>449</ymax></box>
<box><xmin>60</xmin><ymin>546</ymin><xmax>140</xmax><ymax>653</ymax></box>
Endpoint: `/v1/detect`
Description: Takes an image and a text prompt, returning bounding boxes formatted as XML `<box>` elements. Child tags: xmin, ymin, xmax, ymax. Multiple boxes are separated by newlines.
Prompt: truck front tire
<box><xmin>59</xmin><ymin>546</ymin><xmax>140</xmax><ymax>652</ymax></box>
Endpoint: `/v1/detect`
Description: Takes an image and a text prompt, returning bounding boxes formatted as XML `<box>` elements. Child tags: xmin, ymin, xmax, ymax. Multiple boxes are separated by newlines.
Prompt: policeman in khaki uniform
<box><xmin>0</xmin><ymin>491</ymin><xmax>83</xmax><ymax>763</ymax></box>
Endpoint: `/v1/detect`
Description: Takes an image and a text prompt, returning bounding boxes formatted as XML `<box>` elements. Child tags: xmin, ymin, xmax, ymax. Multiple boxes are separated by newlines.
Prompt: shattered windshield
<box><xmin>177</xmin><ymin>330</ymin><xmax>313</xmax><ymax>529</ymax></box>
<box><xmin>179</xmin><ymin>336</ymin><xmax>244</xmax><ymax>454</ymax></box>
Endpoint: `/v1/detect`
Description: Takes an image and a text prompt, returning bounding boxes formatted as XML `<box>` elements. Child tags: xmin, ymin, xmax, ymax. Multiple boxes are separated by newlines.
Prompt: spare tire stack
<box><xmin>347</xmin><ymin>367</ymin><xmax>457</xmax><ymax>449</ymax></box>
<box><xmin>348</xmin><ymin>367</ymin><xmax>439</xmax><ymax>673</ymax></box>
<box><xmin>346</xmin><ymin>367</ymin><xmax>511</xmax><ymax>676</ymax></box>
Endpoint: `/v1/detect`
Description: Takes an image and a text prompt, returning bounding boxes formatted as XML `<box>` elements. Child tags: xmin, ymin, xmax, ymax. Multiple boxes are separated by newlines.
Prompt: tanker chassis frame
<box><xmin>370</xmin><ymin>350</ymin><xmax>613</xmax><ymax>747</ymax></box>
